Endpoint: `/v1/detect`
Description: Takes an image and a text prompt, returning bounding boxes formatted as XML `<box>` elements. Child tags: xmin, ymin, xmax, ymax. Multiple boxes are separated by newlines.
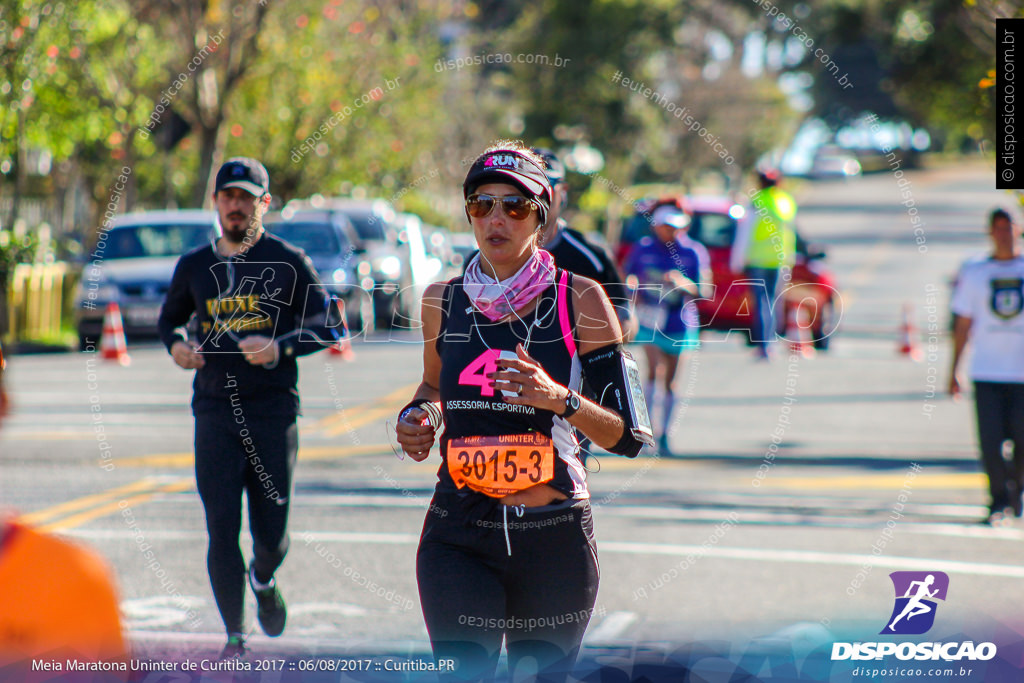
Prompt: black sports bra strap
<box><xmin>436</xmin><ymin>276</ymin><xmax>462</xmax><ymax>353</ymax></box>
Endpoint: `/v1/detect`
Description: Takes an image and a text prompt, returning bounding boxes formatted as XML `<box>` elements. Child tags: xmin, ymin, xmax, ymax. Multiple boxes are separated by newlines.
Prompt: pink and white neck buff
<box><xmin>463</xmin><ymin>249</ymin><xmax>556</xmax><ymax>322</ymax></box>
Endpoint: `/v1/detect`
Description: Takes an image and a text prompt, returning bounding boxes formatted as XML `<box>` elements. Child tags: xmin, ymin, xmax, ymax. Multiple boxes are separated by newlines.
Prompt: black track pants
<box><xmin>974</xmin><ymin>381</ymin><xmax>1024</xmax><ymax>509</ymax></box>
<box><xmin>194</xmin><ymin>411</ymin><xmax>297</xmax><ymax>634</ymax></box>
<box><xmin>417</xmin><ymin>494</ymin><xmax>599</xmax><ymax>683</ymax></box>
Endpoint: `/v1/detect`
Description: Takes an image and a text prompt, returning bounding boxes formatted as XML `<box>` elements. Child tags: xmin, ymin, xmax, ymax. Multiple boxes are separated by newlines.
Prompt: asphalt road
<box><xmin>2</xmin><ymin>160</ymin><xmax>1022</xmax><ymax>682</ymax></box>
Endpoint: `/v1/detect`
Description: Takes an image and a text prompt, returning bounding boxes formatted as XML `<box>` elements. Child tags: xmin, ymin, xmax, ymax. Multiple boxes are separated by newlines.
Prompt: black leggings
<box><xmin>974</xmin><ymin>381</ymin><xmax>1024</xmax><ymax>508</ymax></box>
<box><xmin>417</xmin><ymin>494</ymin><xmax>599</xmax><ymax>683</ymax></box>
<box><xmin>195</xmin><ymin>411</ymin><xmax>297</xmax><ymax>634</ymax></box>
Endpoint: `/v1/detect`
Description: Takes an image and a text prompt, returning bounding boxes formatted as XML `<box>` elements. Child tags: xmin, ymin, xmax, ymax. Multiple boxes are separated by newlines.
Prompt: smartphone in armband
<box><xmin>621</xmin><ymin>352</ymin><xmax>655</xmax><ymax>445</ymax></box>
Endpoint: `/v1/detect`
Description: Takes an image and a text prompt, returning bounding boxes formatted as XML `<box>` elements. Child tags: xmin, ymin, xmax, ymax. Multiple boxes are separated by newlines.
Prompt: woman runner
<box><xmin>395</xmin><ymin>141</ymin><xmax>649</xmax><ymax>682</ymax></box>
<box><xmin>624</xmin><ymin>203</ymin><xmax>710</xmax><ymax>456</ymax></box>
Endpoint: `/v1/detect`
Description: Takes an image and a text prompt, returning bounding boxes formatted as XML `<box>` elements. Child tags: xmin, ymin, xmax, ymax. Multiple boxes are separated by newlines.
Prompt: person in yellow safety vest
<box><xmin>730</xmin><ymin>169</ymin><xmax>797</xmax><ymax>359</ymax></box>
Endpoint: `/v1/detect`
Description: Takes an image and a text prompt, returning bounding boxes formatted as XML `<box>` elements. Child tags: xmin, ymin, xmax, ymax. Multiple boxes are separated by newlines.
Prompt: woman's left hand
<box><xmin>488</xmin><ymin>343</ymin><xmax>567</xmax><ymax>414</ymax></box>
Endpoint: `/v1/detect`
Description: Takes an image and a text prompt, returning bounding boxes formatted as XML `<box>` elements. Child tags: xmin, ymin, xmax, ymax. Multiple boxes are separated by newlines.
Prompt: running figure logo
<box><xmin>880</xmin><ymin>571</ymin><xmax>949</xmax><ymax>635</ymax></box>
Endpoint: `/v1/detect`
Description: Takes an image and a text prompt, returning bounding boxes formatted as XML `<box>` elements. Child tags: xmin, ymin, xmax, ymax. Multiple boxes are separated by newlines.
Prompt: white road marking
<box><xmin>154</xmin><ymin>494</ymin><xmax>1004</xmax><ymax>535</ymax></box>
<box><xmin>126</xmin><ymin>628</ymin><xmax>433</xmax><ymax>652</ymax></box>
<box><xmin>600</xmin><ymin>541</ymin><xmax>1024</xmax><ymax>579</ymax></box>
<box><xmin>584</xmin><ymin>611</ymin><xmax>637</xmax><ymax>644</ymax></box>
<box><xmin>67</xmin><ymin>530</ymin><xmax>1024</xmax><ymax>578</ymax></box>
<box><xmin>287</xmin><ymin>602</ymin><xmax>368</xmax><ymax>618</ymax></box>
<box><xmin>10</xmin><ymin>395</ymin><xmax>191</xmax><ymax>406</ymax></box>
<box><xmin>293</xmin><ymin>495</ymin><xmax>435</xmax><ymax>508</ymax></box>
<box><xmin>901</xmin><ymin>522</ymin><xmax>1024</xmax><ymax>540</ymax></box>
<box><xmin>596</xmin><ymin>506</ymin><xmax>1022</xmax><ymax>539</ymax></box>
<box><xmin>122</xmin><ymin>596</ymin><xmax>206</xmax><ymax>629</ymax></box>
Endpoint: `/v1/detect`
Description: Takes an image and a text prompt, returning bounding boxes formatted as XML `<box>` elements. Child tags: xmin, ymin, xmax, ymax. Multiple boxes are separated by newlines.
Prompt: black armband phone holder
<box><xmin>581</xmin><ymin>344</ymin><xmax>655</xmax><ymax>457</ymax></box>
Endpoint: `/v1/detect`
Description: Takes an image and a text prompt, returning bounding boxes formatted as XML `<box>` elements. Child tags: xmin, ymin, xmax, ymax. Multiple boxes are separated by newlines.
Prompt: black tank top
<box><xmin>435</xmin><ymin>270</ymin><xmax>588</xmax><ymax>499</ymax></box>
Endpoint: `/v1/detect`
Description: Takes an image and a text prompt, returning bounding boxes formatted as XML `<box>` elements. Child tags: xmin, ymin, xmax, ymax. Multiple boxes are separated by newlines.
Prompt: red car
<box><xmin>618</xmin><ymin>196</ymin><xmax>840</xmax><ymax>350</ymax></box>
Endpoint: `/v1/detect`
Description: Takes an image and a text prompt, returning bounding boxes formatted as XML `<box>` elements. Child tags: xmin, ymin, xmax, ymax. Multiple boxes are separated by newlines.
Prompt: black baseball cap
<box><xmin>215</xmin><ymin>157</ymin><xmax>270</xmax><ymax>197</ymax></box>
<box><xmin>531</xmin><ymin>147</ymin><xmax>565</xmax><ymax>185</ymax></box>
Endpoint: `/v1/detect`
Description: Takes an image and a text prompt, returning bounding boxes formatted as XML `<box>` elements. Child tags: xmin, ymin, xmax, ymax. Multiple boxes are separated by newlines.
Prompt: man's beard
<box><xmin>220</xmin><ymin>214</ymin><xmax>259</xmax><ymax>244</ymax></box>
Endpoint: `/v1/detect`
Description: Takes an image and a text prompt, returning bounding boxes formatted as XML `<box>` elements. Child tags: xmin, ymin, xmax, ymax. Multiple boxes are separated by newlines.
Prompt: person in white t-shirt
<box><xmin>949</xmin><ymin>208</ymin><xmax>1024</xmax><ymax>524</ymax></box>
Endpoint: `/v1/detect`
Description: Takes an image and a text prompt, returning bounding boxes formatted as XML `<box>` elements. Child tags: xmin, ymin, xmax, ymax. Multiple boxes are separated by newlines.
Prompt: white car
<box><xmin>810</xmin><ymin>145</ymin><xmax>862</xmax><ymax>179</ymax></box>
<box><xmin>394</xmin><ymin>212</ymin><xmax>445</xmax><ymax>325</ymax></box>
<box><xmin>74</xmin><ymin>210</ymin><xmax>218</xmax><ymax>349</ymax></box>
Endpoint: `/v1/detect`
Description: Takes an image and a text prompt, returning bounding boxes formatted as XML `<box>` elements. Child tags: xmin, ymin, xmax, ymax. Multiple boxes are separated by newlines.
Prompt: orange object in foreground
<box><xmin>0</xmin><ymin>519</ymin><xmax>127</xmax><ymax>663</ymax></box>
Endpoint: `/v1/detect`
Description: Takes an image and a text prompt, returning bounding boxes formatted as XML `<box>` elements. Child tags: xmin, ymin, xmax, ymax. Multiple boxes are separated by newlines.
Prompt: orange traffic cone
<box><xmin>100</xmin><ymin>302</ymin><xmax>131</xmax><ymax>365</ymax></box>
<box><xmin>787</xmin><ymin>304</ymin><xmax>815</xmax><ymax>359</ymax></box>
<box><xmin>898</xmin><ymin>304</ymin><xmax>922</xmax><ymax>361</ymax></box>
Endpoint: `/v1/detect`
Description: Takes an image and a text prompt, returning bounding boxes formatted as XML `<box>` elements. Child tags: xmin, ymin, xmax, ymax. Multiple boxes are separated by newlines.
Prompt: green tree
<box><xmin>0</xmin><ymin>1</ymin><xmax>174</xmax><ymax>238</ymax></box>
<box><xmin>0</xmin><ymin>1</ymin><xmax>86</xmax><ymax>228</ymax></box>
<box><xmin>501</xmin><ymin>0</ymin><xmax>795</xmax><ymax>224</ymax></box>
<box><xmin>129</xmin><ymin>0</ymin><xmax>270</xmax><ymax>207</ymax></box>
<box><xmin>764</xmin><ymin>0</ymin><xmax>1002</xmax><ymax>150</ymax></box>
<box><xmin>230</xmin><ymin>1</ymin><xmax>458</xmax><ymax>212</ymax></box>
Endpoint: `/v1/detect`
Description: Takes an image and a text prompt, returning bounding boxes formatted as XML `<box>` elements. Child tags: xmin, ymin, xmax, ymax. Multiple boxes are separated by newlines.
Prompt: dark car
<box><xmin>283</xmin><ymin>198</ymin><xmax>413</xmax><ymax>328</ymax></box>
<box><xmin>73</xmin><ymin>210</ymin><xmax>217</xmax><ymax>348</ymax></box>
<box><xmin>263</xmin><ymin>209</ymin><xmax>367</xmax><ymax>333</ymax></box>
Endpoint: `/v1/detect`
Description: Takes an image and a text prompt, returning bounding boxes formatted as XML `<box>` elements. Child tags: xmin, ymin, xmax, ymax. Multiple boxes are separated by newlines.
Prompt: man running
<box><xmin>158</xmin><ymin>157</ymin><xmax>344</xmax><ymax>658</ymax></box>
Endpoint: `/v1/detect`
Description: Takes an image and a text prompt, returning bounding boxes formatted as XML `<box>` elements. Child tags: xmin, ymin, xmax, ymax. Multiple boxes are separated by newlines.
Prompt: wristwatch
<box><xmin>560</xmin><ymin>389</ymin><xmax>581</xmax><ymax>419</ymax></box>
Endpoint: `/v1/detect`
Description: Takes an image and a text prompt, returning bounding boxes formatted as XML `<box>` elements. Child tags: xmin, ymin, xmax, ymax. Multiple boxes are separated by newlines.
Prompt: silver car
<box><xmin>74</xmin><ymin>210</ymin><xmax>217</xmax><ymax>349</ymax></box>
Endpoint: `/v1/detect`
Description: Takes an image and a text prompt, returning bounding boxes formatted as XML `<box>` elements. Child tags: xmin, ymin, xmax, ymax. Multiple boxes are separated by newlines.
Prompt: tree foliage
<box><xmin>0</xmin><ymin>0</ymin><xmax>1005</xmax><ymax>244</ymax></box>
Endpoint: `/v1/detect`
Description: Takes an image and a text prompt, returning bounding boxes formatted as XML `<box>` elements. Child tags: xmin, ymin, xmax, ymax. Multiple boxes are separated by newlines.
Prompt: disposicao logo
<box><xmin>831</xmin><ymin>571</ymin><xmax>997</xmax><ymax>663</ymax></box>
<box><xmin>881</xmin><ymin>571</ymin><xmax>948</xmax><ymax>635</ymax></box>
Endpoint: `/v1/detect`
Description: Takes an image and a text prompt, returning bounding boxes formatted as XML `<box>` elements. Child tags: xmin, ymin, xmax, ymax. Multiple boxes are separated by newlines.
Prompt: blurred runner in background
<box><xmin>159</xmin><ymin>157</ymin><xmax>343</xmax><ymax>658</ymax></box>
<box><xmin>533</xmin><ymin>147</ymin><xmax>633</xmax><ymax>335</ymax></box>
<box><xmin>624</xmin><ymin>204</ymin><xmax>709</xmax><ymax>456</ymax></box>
<box><xmin>950</xmin><ymin>208</ymin><xmax>1024</xmax><ymax>525</ymax></box>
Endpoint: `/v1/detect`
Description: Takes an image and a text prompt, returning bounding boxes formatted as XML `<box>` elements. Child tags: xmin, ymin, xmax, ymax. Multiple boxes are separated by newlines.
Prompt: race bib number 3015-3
<box><xmin>446</xmin><ymin>433</ymin><xmax>554</xmax><ymax>497</ymax></box>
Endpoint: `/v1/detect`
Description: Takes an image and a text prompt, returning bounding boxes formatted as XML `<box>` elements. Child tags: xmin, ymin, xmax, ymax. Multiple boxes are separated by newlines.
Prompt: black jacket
<box><xmin>158</xmin><ymin>231</ymin><xmax>341</xmax><ymax>417</ymax></box>
<box><xmin>545</xmin><ymin>222</ymin><xmax>630</xmax><ymax>321</ymax></box>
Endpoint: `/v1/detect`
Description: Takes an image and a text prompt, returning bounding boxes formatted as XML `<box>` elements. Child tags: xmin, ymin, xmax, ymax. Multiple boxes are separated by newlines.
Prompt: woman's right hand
<box><xmin>396</xmin><ymin>408</ymin><xmax>436</xmax><ymax>461</ymax></box>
